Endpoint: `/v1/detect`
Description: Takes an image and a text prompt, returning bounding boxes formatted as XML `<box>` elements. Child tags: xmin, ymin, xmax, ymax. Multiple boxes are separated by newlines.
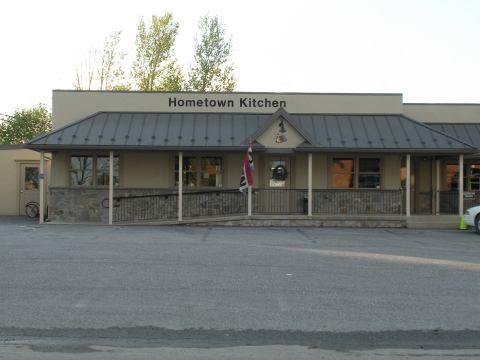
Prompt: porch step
<box><xmin>179</xmin><ymin>215</ymin><xmax>407</xmax><ymax>228</ymax></box>
<box><xmin>121</xmin><ymin>215</ymin><xmax>463</xmax><ymax>229</ymax></box>
<box><xmin>407</xmin><ymin>215</ymin><xmax>460</xmax><ymax>229</ymax></box>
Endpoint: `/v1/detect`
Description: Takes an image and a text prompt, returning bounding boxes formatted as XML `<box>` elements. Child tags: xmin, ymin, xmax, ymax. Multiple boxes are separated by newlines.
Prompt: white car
<box><xmin>464</xmin><ymin>205</ymin><xmax>480</xmax><ymax>233</ymax></box>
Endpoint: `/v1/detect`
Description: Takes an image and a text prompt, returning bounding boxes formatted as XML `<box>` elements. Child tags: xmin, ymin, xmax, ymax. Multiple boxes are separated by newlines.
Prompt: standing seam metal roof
<box><xmin>428</xmin><ymin>123</ymin><xmax>480</xmax><ymax>149</ymax></box>
<box><xmin>27</xmin><ymin>111</ymin><xmax>477</xmax><ymax>152</ymax></box>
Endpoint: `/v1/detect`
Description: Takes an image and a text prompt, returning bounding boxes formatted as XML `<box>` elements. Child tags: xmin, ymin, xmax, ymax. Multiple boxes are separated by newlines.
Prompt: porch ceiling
<box><xmin>27</xmin><ymin>111</ymin><xmax>477</xmax><ymax>154</ymax></box>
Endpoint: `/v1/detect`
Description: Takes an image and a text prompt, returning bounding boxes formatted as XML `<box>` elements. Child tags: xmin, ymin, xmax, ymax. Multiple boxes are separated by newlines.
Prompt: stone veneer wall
<box><xmin>48</xmin><ymin>188</ymin><xmax>405</xmax><ymax>223</ymax></box>
<box><xmin>312</xmin><ymin>189</ymin><xmax>403</xmax><ymax>215</ymax></box>
<box><xmin>48</xmin><ymin>187</ymin><xmax>174</xmax><ymax>223</ymax></box>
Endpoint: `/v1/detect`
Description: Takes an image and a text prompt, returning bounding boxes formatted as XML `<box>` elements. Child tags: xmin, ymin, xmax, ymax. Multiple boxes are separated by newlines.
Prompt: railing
<box><xmin>113</xmin><ymin>192</ymin><xmax>178</xmax><ymax>222</ymax></box>
<box><xmin>111</xmin><ymin>188</ymin><xmax>406</xmax><ymax>222</ymax></box>
<box><xmin>182</xmin><ymin>190</ymin><xmax>247</xmax><ymax>217</ymax></box>
<box><xmin>253</xmin><ymin>189</ymin><xmax>307</xmax><ymax>214</ymax></box>
<box><xmin>252</xmin><ymin>188</ymin><xmax>403</xmax><ymax>215</ymax></box>
<box><xmin>437</xmin><ymin>191</ymin><xmax>480</xmax><ymax>214</ymax></box>
<box><xmin>112</xmin><ymin>189</ymin><xmax>247</xmax><ymax>223</ymax></box>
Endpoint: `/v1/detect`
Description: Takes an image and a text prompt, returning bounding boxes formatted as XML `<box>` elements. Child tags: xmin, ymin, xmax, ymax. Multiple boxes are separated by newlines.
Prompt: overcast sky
<box><xmin>1</xmin><ymin>0</ymin><xmax>479</xmax><ymax>115</ymax></box>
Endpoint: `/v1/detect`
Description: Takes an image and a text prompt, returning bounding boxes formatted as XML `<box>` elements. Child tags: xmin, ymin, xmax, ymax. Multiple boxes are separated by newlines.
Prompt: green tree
<box><xmin>98</xmin><ymin>30</ymin><xmax>127</xmax><ymax>90</ymax></box>
<box><xmin>132</xmin><ymin>14</ymin><xmax>184</xmax><ymax>91</ymax></box>
<box><xmin>74</xmin><ymin>31</ymin><xmax>128</xmax><ymax>90</ymax></box>
<box><xmin>188</xmin><ymin>15</ymin><xmax>235</xmax><ymax>92</ymax></box>
<box><xmin>0</xmin><ymin>105</ymin><xmax>52</xmax><ymax>144</ymax></box>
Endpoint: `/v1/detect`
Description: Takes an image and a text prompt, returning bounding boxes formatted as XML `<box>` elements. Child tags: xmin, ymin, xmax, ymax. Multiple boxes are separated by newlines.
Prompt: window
<box><xmin>175</xmin><ymin>156</ymin><xmax>222</xmax><ymax>187</ymax></box>
<box><xmin>446</xmin><ymin>163</ymin><xmax>480</xmax><ymax>191</ymax></box>
<box><xmin>70</xmin><ymin>156</ymin><xmax>119</xmax><ymax>186</ymax></box>
<box><xmin>96</xmin><ymin>156</ymin><xmax>120</xmax><ymax>186</ymax></box>
<box><xmin>201</xmin><ymin>157</ymin><xmax>223</xmax><ymax>187</ymax></box>
<box><xmin>24</xmin><ymin>167</ymin><xmax>39</xmax><ymax>190</ymax></box>
<box><xmin>332</xmin><ymin>159</ymin><xmax>354</xmax><ymax>189</ymax></box>
<box><xmin>471</xmin><ymin>164</ymin><xmax>480</xmax><ymax>190</ymax></box>
<box><xmin>71</xmin><ymin>156</ymin><xmax>93</xmax><ymax>186</ymax></box>
<box><xmin>331</xmin><ymin>157</ymin><xmax>381</xmax><ymax>189</ymax></box>
<box><xmin>358</xmin><ymin>158</ymin><xmax>381</xmax><ymax>189</ymax></box>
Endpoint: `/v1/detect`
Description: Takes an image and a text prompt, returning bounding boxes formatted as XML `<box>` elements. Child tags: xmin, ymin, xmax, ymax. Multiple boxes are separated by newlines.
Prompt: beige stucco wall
<box><xmin>404</xmin><ymin>104</ymin><xmax>480</xmax><ymax>123</ymax></box>
<box><xmin>50</xmin><ymin>152</ymin><xmax>68</xmax><ymax>187</ymax></box>
<box><xmin>294</xmin><ymin>154</ymin><xmax>308</xmax><ymax>188</ymax></box>
<box><xmin>0</xmin><ymin>148</ymin><xmax>49</xmax><ymax>215</ymax></box>
<box><xmin>415</xmin><ymin>158</ymin><xmax>433</xmax><ymax>192</ymax></box>
<box><xmin>293</xmin><ymin>153</ymin><xmax>328</xmax><ymax>189</ymax></box>
<box><xmin>52</xmin><ymin>91</ymin><xmax>404</xmax><ymax>129</ymax></box>
<box><xmin>122</xmin><ymin>152</ymin><xmax>170</xmax><ymax>188</ymax></box>
<box><xmin>383</xmin><ymin>154</ymin><xmax>402</xmax><ymax>189</ymax></box>
<box><xmin>51</xmin><ymin>150</ymin><xmax>256</xmax><ymax>189</ymax></box>
<box><xmin>49</xmin><ymin>149</ymin><xmax>406</xmax><ymax>192</ymax></box>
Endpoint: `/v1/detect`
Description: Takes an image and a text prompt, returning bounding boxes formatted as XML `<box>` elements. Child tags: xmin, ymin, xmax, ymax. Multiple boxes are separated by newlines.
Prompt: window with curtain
<box><xmin>175</xmin><ymin>156</ymin><xmax>223</xmax><ymax>187</ymax></box>
<box><xmin>331</xmin><ymin>158</ymin><xmax>381</xmax><ymax>189</ymax></box>
<box><xmin>331</xmin><ymin>159</ymin><xmax>354</xmax><ymax>189</ymax></box>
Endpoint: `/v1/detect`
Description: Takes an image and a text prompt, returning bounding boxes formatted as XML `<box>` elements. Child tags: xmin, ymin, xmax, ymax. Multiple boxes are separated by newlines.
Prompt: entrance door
<box><xmin>19</xmin><ymin>164</ymin><xmax>40</xmax><ymax>215</ymax></box>
<box><xmin>256</xmin><ymin>157</ymin><xmax>292</xmax><ymax>214</ymax></box>
<box><xmin>267</xmin><ymin>157</ymin><xmax>291</xmax><ymax>189</ymax></box>
<box><xmin>414</xmin><ymin>157</ymin><xmax>433</xmax><ymax>214</ymax></box>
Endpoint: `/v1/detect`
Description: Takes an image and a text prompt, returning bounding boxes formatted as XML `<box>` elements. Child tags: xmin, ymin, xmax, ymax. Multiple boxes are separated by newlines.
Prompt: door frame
<box><xmin>16</xmin><ymin>161</ymin><xmax>41</xmax><ymax>215</ymax></box>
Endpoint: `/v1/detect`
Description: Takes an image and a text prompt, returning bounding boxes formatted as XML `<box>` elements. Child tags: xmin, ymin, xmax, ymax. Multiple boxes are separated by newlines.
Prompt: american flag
<box><xmin>239</xmin><ymin>144</ymin><xmax>254</xmax><ymax>193</ymax></box>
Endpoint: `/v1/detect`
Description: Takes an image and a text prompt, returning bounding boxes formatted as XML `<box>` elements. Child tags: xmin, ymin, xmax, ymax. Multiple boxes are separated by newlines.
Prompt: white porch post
<box><xmin>308</xmin><ymin>153</ymin><xmax>312</xmax><ymax>216</ymax></box>
<box><xmin>435</xmin><ymin>159</ymin><xmax>440</xmax><ymax>215</ymax></box>
<box><xmin>39</xmin><ymin>151</ymin><xmax>45</xmax><ymax>224</ymax></box>
<box><xmin>406</xmin><ymin>154</ymin><xmax>411</xmax><ymax>217</ymax></box>
<box><xmin>178</xmin><ymin>151</ymin><xmax>183</xmax><ymax>222</ymax></box>
<box><xmin>459</xmin><ymin>154</ymin><xmax>464</xmax><ymax>216</ymax></box>
<box><xmin>108</xmin><ymin>151</ymin><xmax>114</xmax><ymax>225</ymax></box>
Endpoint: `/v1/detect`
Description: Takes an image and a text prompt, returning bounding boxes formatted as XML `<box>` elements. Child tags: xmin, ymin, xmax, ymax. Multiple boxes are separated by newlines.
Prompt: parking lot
<box><xmin>0</xmin><ymin>217</ymin><xmax>479</xmax><ymax>358</ymax></box>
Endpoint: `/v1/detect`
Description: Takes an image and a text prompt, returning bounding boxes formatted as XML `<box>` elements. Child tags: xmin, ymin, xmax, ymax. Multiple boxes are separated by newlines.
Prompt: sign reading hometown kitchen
<box><xmin>168</xmin><ymin>97</ymin><xmax>287</xmax><ymax>109</ymax></box>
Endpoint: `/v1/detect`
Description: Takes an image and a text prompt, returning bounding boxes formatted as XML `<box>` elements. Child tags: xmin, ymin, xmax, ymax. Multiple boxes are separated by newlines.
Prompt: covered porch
<box><xmin>27</xmin><ymin>109</ymin><xmax>478</xmax><ymax>226</ymax></box>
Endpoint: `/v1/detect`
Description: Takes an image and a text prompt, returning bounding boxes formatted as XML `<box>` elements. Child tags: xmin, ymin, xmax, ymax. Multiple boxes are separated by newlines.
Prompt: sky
<box><xmin>1</xmin><ymin>0</ymin><xmax>480</xmax><ymax>115</ymax></box>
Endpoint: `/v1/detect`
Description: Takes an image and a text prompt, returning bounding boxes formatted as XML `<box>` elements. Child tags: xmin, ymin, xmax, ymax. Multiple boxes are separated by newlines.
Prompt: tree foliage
<box><xmin>74</xmin><ymin>31</ymin><xmax>128</xmax><ymax>90</ymax></box>
<box><xmin>72</xmin><ymin>14</ymin><xmax>236</xmax><ymax>92</ymax></box>
<box><xmin>0</xmin><ymin>105</ymin><xmax>52</xmax><ymax>144</ymax></box>
<box><xmin>132</xmin><ymin>14</ymin><xmax>184</xmax><ymax>91</ymax></box>
<box><xmin>188</xmin><ymin>15</ymin><xmax>235</xmax><ymax>92</ymax></box>
<box><xmin>98</xmin><ymin>31</ymin><xmax>127</xmax><ymax>90</ymax></box>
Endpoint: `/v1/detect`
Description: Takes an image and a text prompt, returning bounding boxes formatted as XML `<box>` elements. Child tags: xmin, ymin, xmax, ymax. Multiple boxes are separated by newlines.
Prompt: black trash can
<box><xmin>302</xmin><ymin>197</ymin><xmax>308</xmax><ymax>214</ymax></box>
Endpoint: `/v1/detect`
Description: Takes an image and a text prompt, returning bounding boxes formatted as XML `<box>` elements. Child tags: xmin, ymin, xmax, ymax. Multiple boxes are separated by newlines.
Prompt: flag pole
<box><xmin>248</xmin><ymin>185</ymin><xmax>252</xmax><ymax>217</ymax></box>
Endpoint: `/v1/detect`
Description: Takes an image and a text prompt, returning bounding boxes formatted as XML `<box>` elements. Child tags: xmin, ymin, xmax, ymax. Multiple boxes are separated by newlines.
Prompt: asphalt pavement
<box><xmin>0</xmin><ymin>216</ymin><xmax>479</xmax><ymax>359</ymax></box>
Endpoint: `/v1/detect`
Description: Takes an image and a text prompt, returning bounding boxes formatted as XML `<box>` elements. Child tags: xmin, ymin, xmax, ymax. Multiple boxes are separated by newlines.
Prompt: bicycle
<box><xmin>25</xmin><ymin>201</ymin><xmax>40</xmax><ymax>218</ymax></box>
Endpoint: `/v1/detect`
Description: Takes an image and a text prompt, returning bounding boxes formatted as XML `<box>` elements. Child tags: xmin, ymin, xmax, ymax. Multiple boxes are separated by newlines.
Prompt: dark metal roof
<box><xmin>27</xmin><ymin>111</ymin><xmax>477</xmax><ymax>153</ymax></box>
<box><xmin>28</xmin><ymin>112</ymin><xmax>271</xmax><ymax>151</ymax></box>
<box><xmin>289</xmin><ymin>114</ymin><xmax>476</xmax><ymax>153</ymax></box>
<box><xmin>428</xmin><ymin>123</ymin><xmax>480</xmax><ymax>149</ymax></box>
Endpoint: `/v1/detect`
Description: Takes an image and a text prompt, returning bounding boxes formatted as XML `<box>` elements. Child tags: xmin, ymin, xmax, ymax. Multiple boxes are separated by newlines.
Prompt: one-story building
<box><xmin>4</xmin><ymin>90</ymin><xmax>480</xmax><ymax>227</ymax></box>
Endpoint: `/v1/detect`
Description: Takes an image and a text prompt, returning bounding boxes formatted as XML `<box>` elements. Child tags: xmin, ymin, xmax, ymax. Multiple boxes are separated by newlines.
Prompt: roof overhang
<box><xmin>27</xmin><ymin>110</ymin><xmax>479</xmax><ymax>155</ymax></box>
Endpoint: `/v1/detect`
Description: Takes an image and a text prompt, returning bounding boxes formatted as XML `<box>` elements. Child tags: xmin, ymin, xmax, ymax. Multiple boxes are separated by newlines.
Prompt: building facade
<box><xmin>22</xmin><ymin>90</ymin><xmax>480</xmax><ymax>226</ymax></box>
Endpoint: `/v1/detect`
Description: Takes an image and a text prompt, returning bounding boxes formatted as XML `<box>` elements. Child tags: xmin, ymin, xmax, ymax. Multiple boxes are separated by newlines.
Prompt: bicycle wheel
<box><xmin>25</xmin><ymin>202</ymin><xmax>39</xmax><ymax>218</ymax></box>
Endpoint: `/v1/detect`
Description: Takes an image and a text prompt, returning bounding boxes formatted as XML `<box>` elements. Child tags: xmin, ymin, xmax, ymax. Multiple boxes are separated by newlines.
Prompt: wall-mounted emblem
<box><xmin>274</xmin><ymin>119</ymin><xmax>287</xmax><ymax>143</ymax></box>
